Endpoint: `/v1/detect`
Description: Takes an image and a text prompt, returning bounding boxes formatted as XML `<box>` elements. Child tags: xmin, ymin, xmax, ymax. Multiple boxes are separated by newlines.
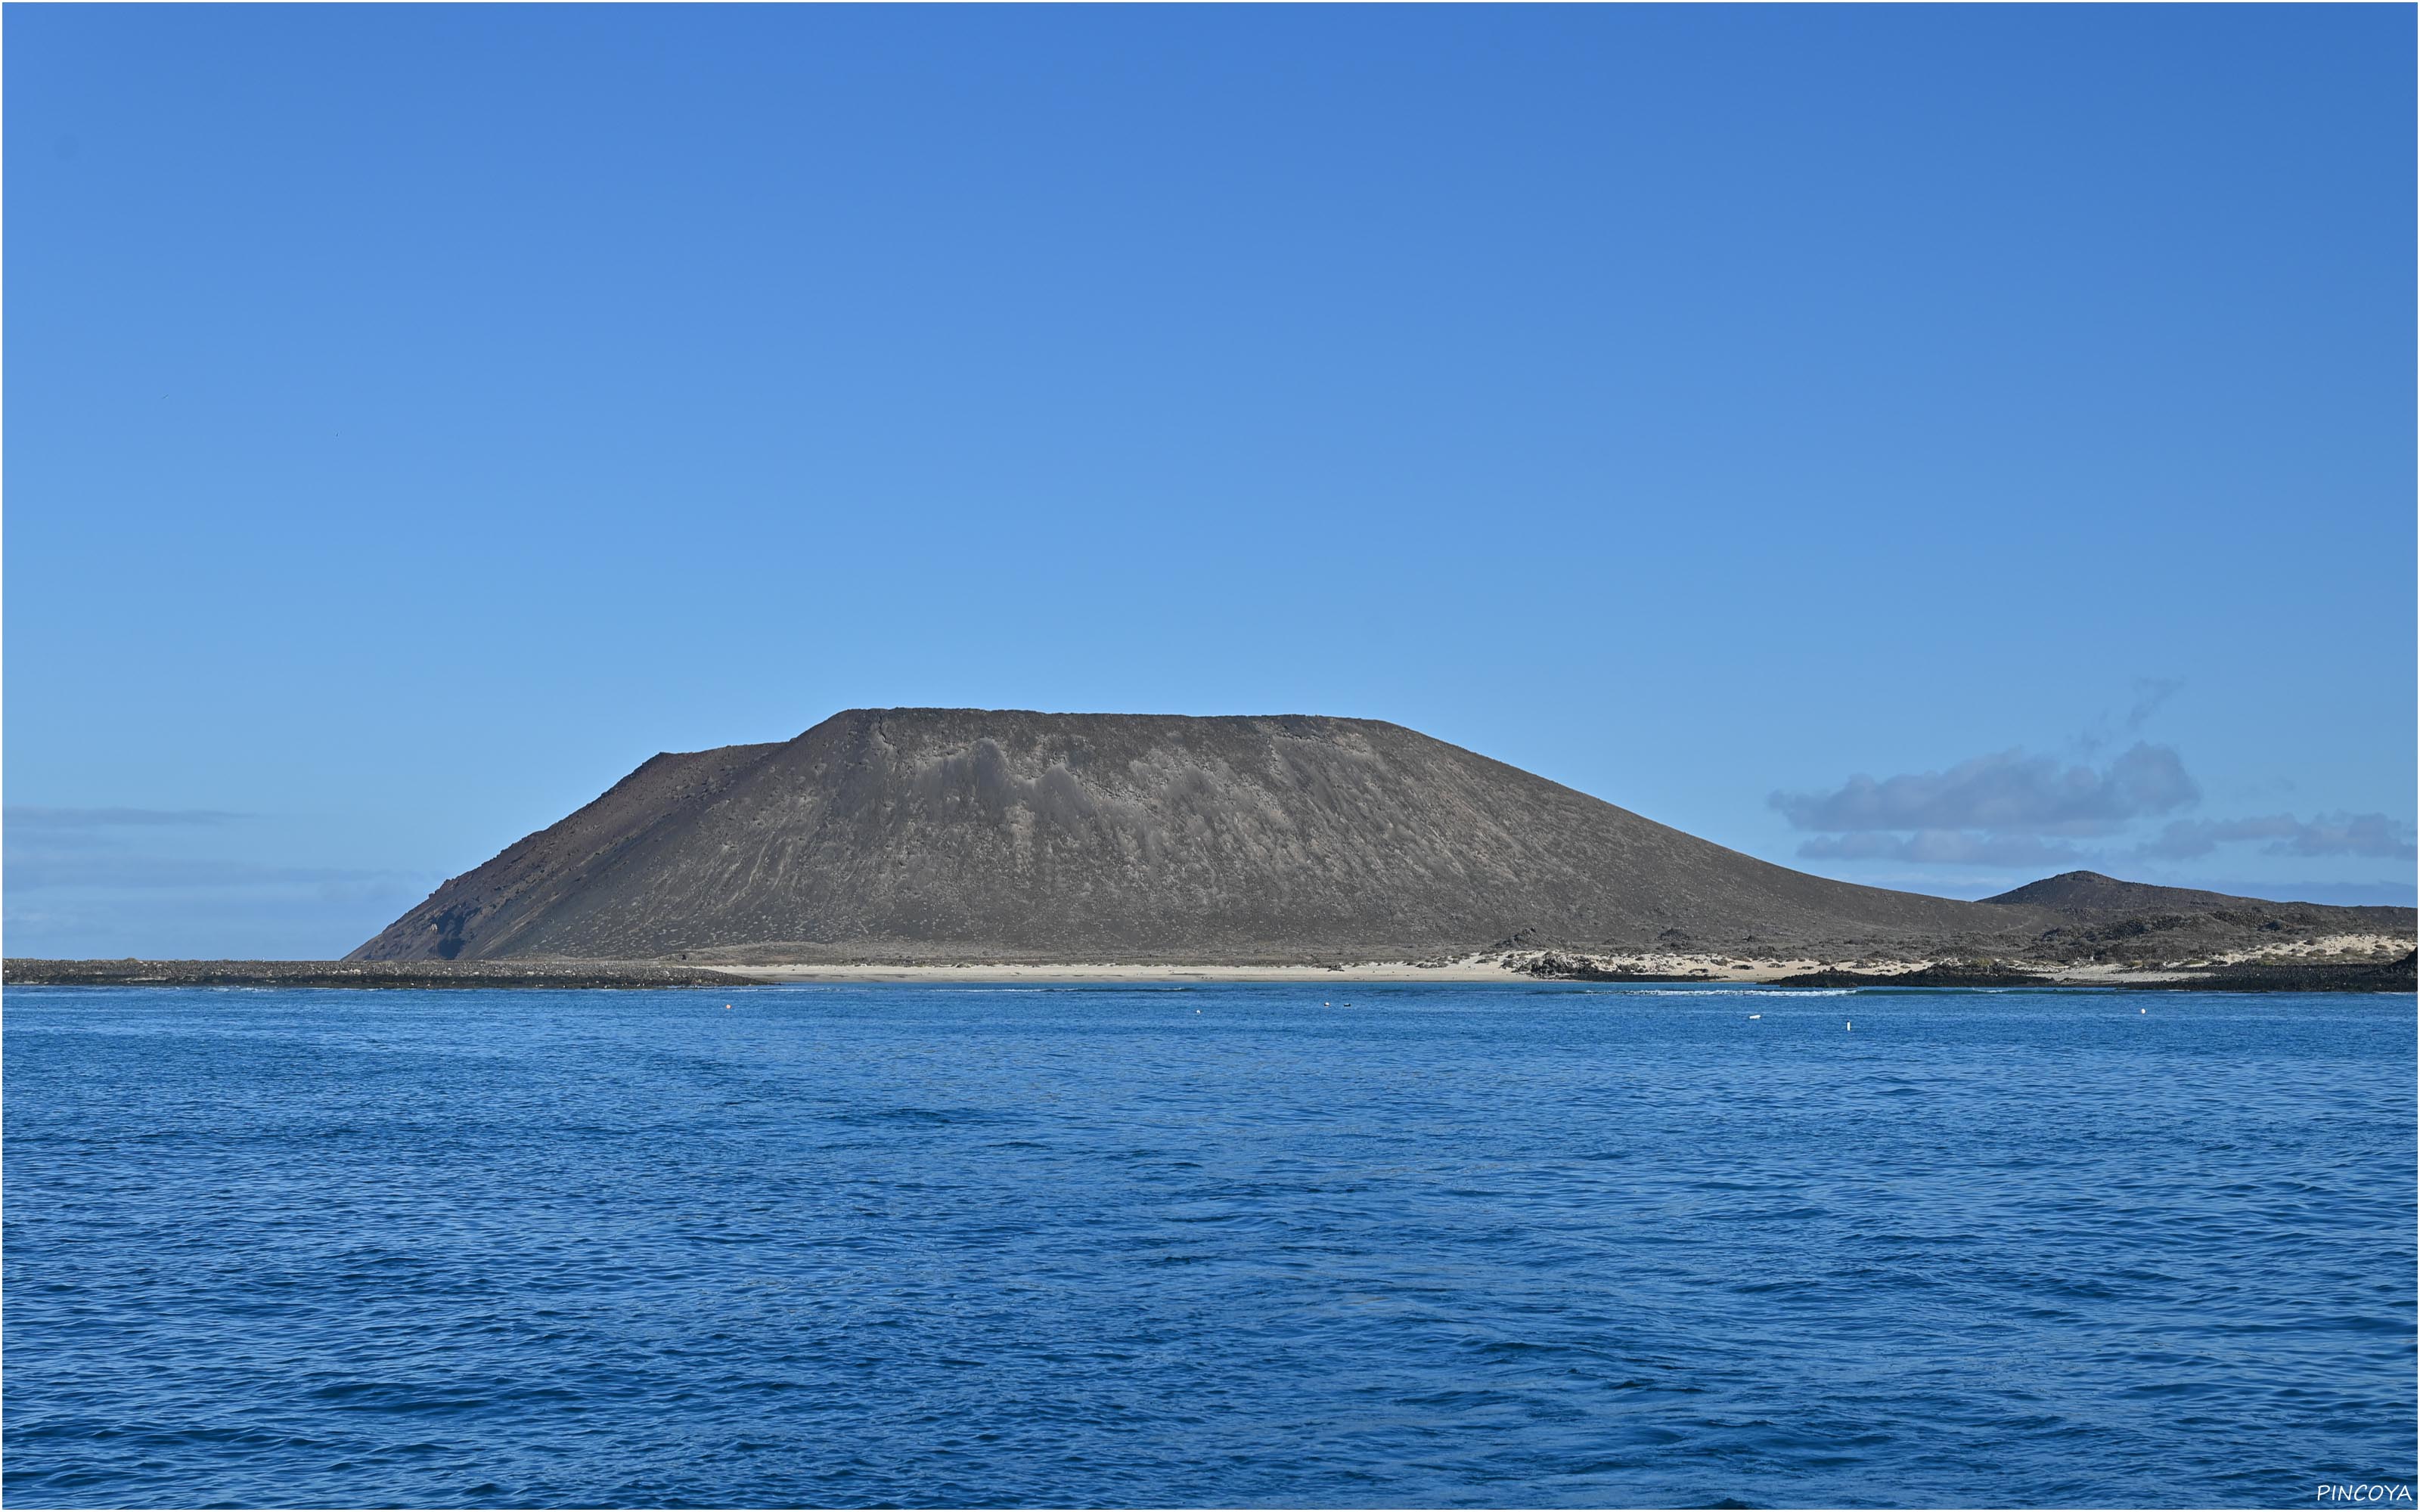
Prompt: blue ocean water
<box><xmin>3</xmin><ymin>983</ymin><xmax>2412</xmax><ymax>1509</ymax></box>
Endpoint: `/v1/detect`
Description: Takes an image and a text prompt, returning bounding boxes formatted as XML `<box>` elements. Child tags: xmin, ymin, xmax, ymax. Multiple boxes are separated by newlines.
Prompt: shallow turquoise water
<box><xmin>5</xmin><ymin>983</ymin><xmax>2413</xmax><ymax>1507</ymax></box>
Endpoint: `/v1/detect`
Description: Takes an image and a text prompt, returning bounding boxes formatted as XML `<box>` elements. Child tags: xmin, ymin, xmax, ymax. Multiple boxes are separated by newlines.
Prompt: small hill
<box><xmin>1980</xmin><ymin>869</ymin><xmax>2414</xmax><ymax>969</ymax></box>
<box><xmin>1985</xmin><ymin>871</ymin><xmax>2257</xmax><ymax>915</ymax></box>
<box><xmin>352</xmin><ymin>708</ymin><xmax>2046</xmax><ymax>963</ymax></box>
<box><xmin>1987</xmin><ymin>869</ymin><xmax>2414</xmax><ymax>930</ymax></box>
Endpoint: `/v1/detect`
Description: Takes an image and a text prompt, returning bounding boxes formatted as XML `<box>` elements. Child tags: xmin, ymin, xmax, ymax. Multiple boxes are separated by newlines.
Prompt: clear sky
<box><xmin>7</xmin><ymin>5</ymin><xmax>2413</xmax><ymax>959</ymax></box>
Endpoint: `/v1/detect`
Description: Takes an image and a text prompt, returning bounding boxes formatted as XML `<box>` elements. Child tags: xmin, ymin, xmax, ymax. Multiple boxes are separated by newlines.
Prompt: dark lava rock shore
<box><xmin>2</xmin><ymin>959</ymin><xmax>755</xmax><ymax>990</ymax></box>
<box><xmin>1764</xmin><ymin>964</ymin><xmax>2058</xmax><ymax>989</ymax></box>
<box><xmin>1519</xmin><ymin>955</ymin><xmax>2415</xmax><ymax>993</ymax></box>
<box><xmin>1516</xmin><ymin>952</ymin><xmax>1724</xmax><ymax>984</ymax></box>
<box><xmin>2114</xmin><ymin>951</ymin><xmax>2418</xmax><ymax>994</ymax></box>
<box><xmin>1519</xmin><ymin>958</ymin><xmax>2062</xmax><ymax>989</ymax></box>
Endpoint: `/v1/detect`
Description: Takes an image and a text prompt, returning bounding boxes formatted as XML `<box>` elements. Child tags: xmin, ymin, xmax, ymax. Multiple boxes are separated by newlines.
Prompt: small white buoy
<box><xmin>2140</xmin><ymin>1007</ymin><xmax>2146</xmax><ymax>1014</ymax></box>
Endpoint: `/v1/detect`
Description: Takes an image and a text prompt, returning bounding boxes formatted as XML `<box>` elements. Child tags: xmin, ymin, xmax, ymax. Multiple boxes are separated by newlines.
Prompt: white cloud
<box><xmin>1771</xmin><ymin>742</ymin><xmax>2198</xmax><ymax>838</ymax></box>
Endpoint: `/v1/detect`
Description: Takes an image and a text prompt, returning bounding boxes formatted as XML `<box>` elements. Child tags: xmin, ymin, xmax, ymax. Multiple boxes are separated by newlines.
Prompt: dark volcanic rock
<box><xmin>1990</xmin><ymin>870</ymin><xmax>2412</xmax><ymax>931</ymax></box>
<box><xmin>1768</xmin><ymin>964</ymin><xmax>2057</xmax><ymax>989</ymax></box>
<box><xmin>350</xmin><ymin>708</ymin><xmax>2043</xmax><ymax>963</ymax></box>
<box><xmin>1520</xmin><ymin>953</ymin><xmax>1714</xmax><ymax>983</ymax></box>
<box><xmin>2134</xmin><ymin>951</ymin><xmax>2418</xmax><ymax>995</ymax></box>
<box><xmin>2</xmin><ymin>959</ymin><xmax>752</xmax><ymax>989</ymax></box>
<box><xmin>1987</xmin><ymin>872</ymin><xmax>2266</xmax><ymax>916</ymax></box>
<box><xmin>1987</xmin><ymin>871</ymin><xmax>2415</xmax><ymax>968</ymax></box>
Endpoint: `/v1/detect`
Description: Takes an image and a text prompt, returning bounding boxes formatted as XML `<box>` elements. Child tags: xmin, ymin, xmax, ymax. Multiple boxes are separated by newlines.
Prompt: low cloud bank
<box><xmin>3</xmin><ymin>805</ymin><xmax>427</xmax><ymax>956</ymax></box>
<box><xmin>2136</xmin><ymin>812</ymin><xmax>2415</xmax><ymax>862</ymax></box>
<box><xmin>1771</xmin><ymin>743</ymin><xmax>2198</xmax><ymax>840</ymax></box>
<box><xmin>6</xmin><ymin>806</ymin><xmax>244</xmax><ymax>837</ymax></box>
<box><xmin>1774</xmin><ymin>742</ymin><xmax>2412</xmax><ymax>879</ymax></box>
<box><xmin>1794</xmin><ymin>830</ymin><xmax>2083</xmax><ymax>868</ymax></box>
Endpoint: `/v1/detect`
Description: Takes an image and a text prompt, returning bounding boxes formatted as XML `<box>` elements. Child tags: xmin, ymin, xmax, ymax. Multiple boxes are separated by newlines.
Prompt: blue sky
<box><xmin>7</xmin><ymin>5</ymin><xmax>2412</xmax><ymax>959</ymax></box>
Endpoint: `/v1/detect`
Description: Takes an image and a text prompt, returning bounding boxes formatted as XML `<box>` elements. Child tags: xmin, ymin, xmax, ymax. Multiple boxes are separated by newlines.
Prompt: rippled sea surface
<box><xmin>5</xmin><ymin>984</ymin><xmax>2413</xmax><ymax>1507</ymax></box>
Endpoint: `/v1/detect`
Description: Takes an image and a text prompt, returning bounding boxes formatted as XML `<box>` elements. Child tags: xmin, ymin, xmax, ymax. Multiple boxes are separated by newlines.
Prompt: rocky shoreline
<box><xmin>2111</xmin><ymin>952</ymin><xmax>2417</xmax><ymax>994</ymax></box>
<box><xmin>1521</xmin><ymin>950</ymin><xmax>2416</xmax><ymax>993</ymax></box>
<box><xmin>7</xmin><ymin>948</ymin><xmax>2410</xmax><ymax>993</ymax></box>
<box><xmin>2</xmin><ymin>959</ymin><xmax>756</xmax><ymax>990</ymax></box>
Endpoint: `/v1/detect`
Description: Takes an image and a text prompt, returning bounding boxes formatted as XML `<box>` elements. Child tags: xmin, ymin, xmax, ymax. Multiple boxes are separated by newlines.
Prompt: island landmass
<box><xmin>14</xmin><ymin>711</ymin><xmax>2409</xmax><ymax>993</ymax></box>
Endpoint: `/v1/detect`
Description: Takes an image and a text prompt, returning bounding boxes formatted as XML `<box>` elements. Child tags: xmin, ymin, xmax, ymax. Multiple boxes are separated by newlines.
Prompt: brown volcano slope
<box><xmin>352</xmin><ymin>708</ymin><xmax>2065</xmax><ymax>963</ymax></box>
